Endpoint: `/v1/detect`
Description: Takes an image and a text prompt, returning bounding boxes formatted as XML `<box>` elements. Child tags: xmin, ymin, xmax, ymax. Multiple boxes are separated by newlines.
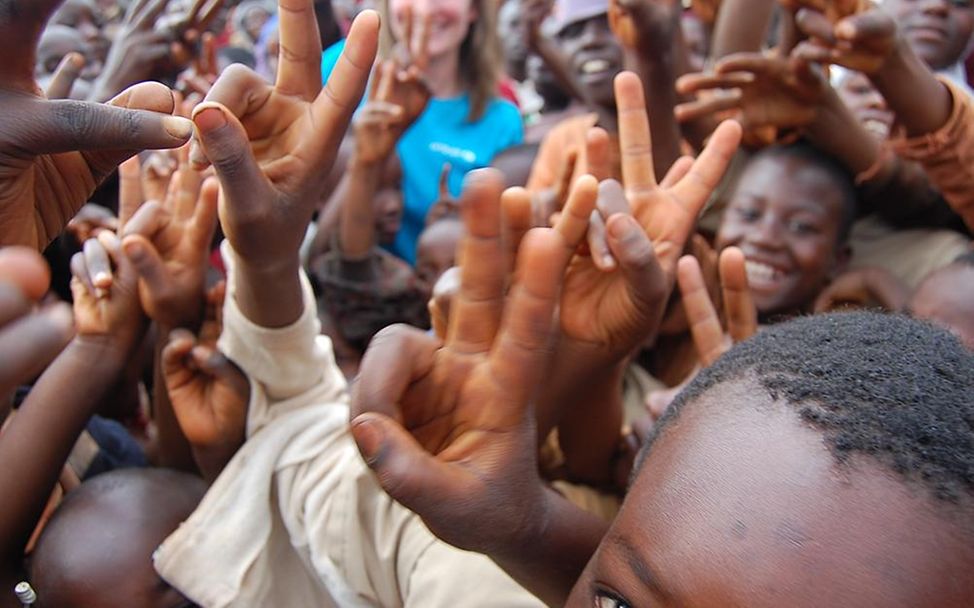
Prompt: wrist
<box><xmin>349</xmin><ymin>153</ymin><xmax>386</xmax><ymax>172</ymax></box>
<box><xmin>70</xmin><ymin>333</ymin><xmax>135</xmax><ymax>368</ymax></box>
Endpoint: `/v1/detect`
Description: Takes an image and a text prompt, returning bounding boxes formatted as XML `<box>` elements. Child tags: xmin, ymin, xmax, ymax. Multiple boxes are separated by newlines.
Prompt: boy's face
<box><xmin>374</xmin><ymin>155</ymin><xmax>404</xmax><ymax>246</ymax></box>
<box><xmin>885</xmin><ymin>0</ymin><xmax>974</xmax><ymax>71</ymax></box>
<box><xmin>416</xmin><ymin>219</ymin><xmax>461</xmax><ymax>292</ymax></box>
<box><xmin>716</xmin><ymin>155</ymin><xmax>847</xmax><ymax>316</ymax></box>
<box><xmin>836</xmin><ymin>72</ymin><xmax>894</xmax><ymax>140</ymax></box>
<box><xmin>51</xmin><ymin>0</ymin><xmax>109</xmax><ymax>62</ymax></box>
<box><xmin>565</xmin><ymin>378</ymin><xmax>974</xmax><ymax>608</ymax></box>
<box><xmin>909</xmin><ymin>264</ymin><xmax>974</xmax><ymax>350</ymax></box>
<box><xmin>556</xmin><ymin>14</ymin><xmax>624</xmax><ymax>110</ymax></box>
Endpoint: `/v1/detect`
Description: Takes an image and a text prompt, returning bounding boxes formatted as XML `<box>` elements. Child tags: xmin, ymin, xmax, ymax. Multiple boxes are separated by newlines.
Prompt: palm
<box><xmin>170</xmin><ymin>378</ymin><xmax>246</xmax><ymax>448</ymax></box>
<box><xmin>560</xmin><ymin>258</ymin><xmax>645</xmax><ymax>345</ymax></box>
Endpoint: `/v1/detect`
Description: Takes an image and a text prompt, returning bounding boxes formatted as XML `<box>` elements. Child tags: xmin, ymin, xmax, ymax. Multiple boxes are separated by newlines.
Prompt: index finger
<box><xmin>447</xmin><ymin>170</ymin><xmax>507</xmax><ymax>355</ymax></box>
<box><xmin>677</xmin><ymin>255</ymin><xmax>728</xmax><ymax>367</ymax></box>
<box><xmin>118</xmin><ymin>156</ymin><xmax>145</xmax><ymax>229</ymax></box>
<box><xmin>614</xmin><ymin>71</ymin><xmax>657</xmax><ymax>193</ymax></box>
<box><xmin>718</xmin><ymin>247</ymin><xmax>757</xmax><ymax>344</ymax></box>
<box><xmin>670</xmin><ymin>120</ymin><xmax>742</xmax><ymax>217</ymax></box>
<box><xmin>276</xmin><ymin>0</ymin><xmax>326</xmax><ymax>99</ymax></box>
<box><xmin>488</xmin><ymin>228</ymin><xmax>567</xmax><ymax>408</ymax></box>
<box><xmin>46</xmin><ymin>52</ymin><xmax>85</xmax><ymax>99</ymax></box>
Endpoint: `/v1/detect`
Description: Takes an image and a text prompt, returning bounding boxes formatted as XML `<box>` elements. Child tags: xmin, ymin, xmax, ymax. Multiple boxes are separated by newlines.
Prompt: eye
<box><xmin>787</xmin><ymin>219</ymin><xmax>820</xmax><ymax>235</ymax></box>
<box><xmin>734</xmin><ymin>206</ymin><xmax>761</xmax><ymax>222</ymax></box>
<box><xmin>595</xmin><ymin>591</ymin><xmax>632</xmax><ymax>608</ymax></box>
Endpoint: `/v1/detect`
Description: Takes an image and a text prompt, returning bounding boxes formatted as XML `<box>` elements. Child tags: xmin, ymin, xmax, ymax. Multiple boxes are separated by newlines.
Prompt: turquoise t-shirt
<box><xmin>392</xmin><ymin>96</ymin><xmax>523</xmax><ymax>264</ymax></box>
<box><xmin>322</xmin><ymin>46</ymin><xmax>524</xmax><ymax>263</ymax></box>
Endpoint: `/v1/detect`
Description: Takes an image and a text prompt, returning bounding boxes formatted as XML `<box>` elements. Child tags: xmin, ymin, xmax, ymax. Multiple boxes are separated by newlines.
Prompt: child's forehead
<box><xmin>736</xmin><ymin>153</ymin><xmax>845</xmax><ymax>206</ymax></box>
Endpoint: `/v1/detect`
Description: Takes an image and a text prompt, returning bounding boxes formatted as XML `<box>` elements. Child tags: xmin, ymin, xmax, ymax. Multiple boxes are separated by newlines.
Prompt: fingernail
<box><xmin>163</xmin><ymin>116</ymin><xmax>194</xmax><ymax>140</ymax></box>
<box><xmin>95</xmin><ymin>287</ymin><xmax>109</xmax><ymax>299</ymax></box>
<box><xmin>193</xmin><ymin>106</ymin><xmax>227</xmax><ymax>134</ymax></box>
<box><xmin>608</xmin><ymin>215</ymin><xmax>636</xmax><ymax>239</ymax></box>
<box><xmin>123</xmin><ymin>241</ymin><xmax>144</xmax><ymax>261</ymax></box>
<box><xmin>602</xmin><ymin>254</ymin><xmax>617</xmax><ymax>269</ymax></box>
<box><xmin>93</xmin><ymin>272</ymin><xmax>112</xmax><ymax>289</ymax></box>
<box><xmin>351</xmin><ymin>417</ymin><xmax>384</xmax><ymax>463</ymax></box>
<box><xmin>97</xmin><ymin>231</ymin><xmax>120</xmax><ymax>251</ymax></box>
<box><xmin>189</xmin><ymin>139</ymin><xmax>208</xmax><ymax>169</ymax></box>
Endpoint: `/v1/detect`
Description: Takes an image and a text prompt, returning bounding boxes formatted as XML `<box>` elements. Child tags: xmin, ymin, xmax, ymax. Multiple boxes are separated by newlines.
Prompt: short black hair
<box><xmin>751</xmin><ymin>141</ymin><xmax>859</xmax><ymax>243</ymax></box>
<box><xmin>644</xmin><ymin>312</ymin><xmax>974</xmax><ymax>505</ymax></box>
<box><xmin>952</xmin><ymin>250</ymin><xmax>974</xmax><ymax>267</ymax></box>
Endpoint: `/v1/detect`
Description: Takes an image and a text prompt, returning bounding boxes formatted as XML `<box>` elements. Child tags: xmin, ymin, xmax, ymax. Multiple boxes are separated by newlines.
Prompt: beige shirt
<box><xmin>154</xmin><ymin>245</ymin><xmax>543</xmax><ymax>608</ymax></box>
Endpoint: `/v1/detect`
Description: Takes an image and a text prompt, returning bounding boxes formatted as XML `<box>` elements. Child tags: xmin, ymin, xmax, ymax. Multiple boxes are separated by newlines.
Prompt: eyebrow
<box><xmin>614</xmin><ymin>534</ymin><xmax>670</xmax><ymax>600</ymax></box>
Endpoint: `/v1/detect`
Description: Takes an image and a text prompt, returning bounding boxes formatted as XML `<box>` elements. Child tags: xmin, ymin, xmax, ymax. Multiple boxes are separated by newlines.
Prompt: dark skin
<box><xmin>30</xmin><ymin>470</ymin><xmax>206</xmax><ymax>608</ymax></box>
<box><xmin>565</xmin><ymin>377</ymin><xmax>974</xmax><ymax>608</ymax></box>
<box><xmin>909</xmin><ymin>264</ymin><xmax>974</xmax><ymax>350</ymax></box>
<box><xmin>715</xmin><ymin>154</ymin><xmax>850</xmax><ymax>318</ymax></box>
<box><xmin>50</xmin><ymin>0</ymin><xmax>110</xmax><ymax>62</ymax></box>
<box><xmin>556</xmin><ymin>14</ymin><xmax>625</xmax><ymax>116</ymax></box>
<box><xmin>0</xmin><ymin>0</ymin><xmax>194</xmax><ymax>250</ymax></box>
<box><xmin>0</xmin><ymin>234</ymin><xmax>146</xmax><ymax>603</ymax></box>
<box><xmin>883</xmin><ymin>0</ymin><xmax>974</xmax><ymax>71</ymax></box>
<box><xmin>415</xmin><ymin>218</ymin><xmax>462</xmax><ymax>294</ymax></box>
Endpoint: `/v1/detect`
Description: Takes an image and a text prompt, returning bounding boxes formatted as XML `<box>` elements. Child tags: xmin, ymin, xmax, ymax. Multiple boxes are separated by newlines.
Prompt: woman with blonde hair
<box><xmin>371</xmin><ymin>0</ymin><xmax>524</xmax><ymax>263</ymax></box>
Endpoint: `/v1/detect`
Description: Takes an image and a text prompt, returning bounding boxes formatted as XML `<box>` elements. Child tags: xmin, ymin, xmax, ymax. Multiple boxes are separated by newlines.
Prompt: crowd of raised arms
<box><xmin>0</xmin><ymin>0</ymin><xmax>972</xmax><ymax>606</ymax></box>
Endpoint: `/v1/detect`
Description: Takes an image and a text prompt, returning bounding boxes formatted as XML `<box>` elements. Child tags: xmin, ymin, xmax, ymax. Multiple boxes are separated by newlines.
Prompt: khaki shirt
<box><xmin>154</xmin><ymin>245</ymin><xmax>543</xmax><ymax>608</ymax></box>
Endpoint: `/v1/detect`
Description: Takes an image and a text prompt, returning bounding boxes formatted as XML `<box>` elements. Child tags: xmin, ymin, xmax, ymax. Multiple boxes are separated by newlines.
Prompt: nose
<box><xmin>746</xmin><ymin>214</ymin><xmax>786</xmax><ymax>250</ymax></box>
<box><xmin>862</xmin><ymin>88</ymin><xmax>887</xmax><ymax>110</ymax></box>
<box><xmin>579</xmin><ymin>18</ymin><xmax>607</xmax><ymax>49</ymax></box>
<box><xmin>919</xmin><ymin>0</ymin><xmax>950</xmax><ymax>17</ymax></box>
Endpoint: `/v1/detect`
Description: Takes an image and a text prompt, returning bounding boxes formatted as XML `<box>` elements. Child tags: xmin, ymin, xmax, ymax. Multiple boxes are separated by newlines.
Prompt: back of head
<box><xmin>30</xmin><ymin>468</ymin><xmax>206</xmax><ymax>608</ymax></box>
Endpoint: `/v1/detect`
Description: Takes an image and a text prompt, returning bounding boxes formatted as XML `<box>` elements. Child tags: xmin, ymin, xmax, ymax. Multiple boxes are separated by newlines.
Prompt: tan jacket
<box><xmin>154</xmin><ymin>245</ymin><xmax>543</xmax><ymax>608</ymax></box>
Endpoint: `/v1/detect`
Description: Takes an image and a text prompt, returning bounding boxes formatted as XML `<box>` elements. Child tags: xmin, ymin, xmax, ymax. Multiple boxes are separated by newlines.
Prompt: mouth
<box><xmin>906</xmin><ymin>25</ymin><xmax>948</xmax><ymax>44</ymax></box>
<box><xmin>860</xmin><ymin>115</ymin><xmax>892</xmax><ymax>138</ymax></box>
<box><xmin>745</xmin><ymin>259</ymin><xmax>790</xmax><ymax>291</ymax></box>
<box><xmin>575</xmin><ymin>54</ymin><xmax>618</xmax><ymax>82</ymax></box>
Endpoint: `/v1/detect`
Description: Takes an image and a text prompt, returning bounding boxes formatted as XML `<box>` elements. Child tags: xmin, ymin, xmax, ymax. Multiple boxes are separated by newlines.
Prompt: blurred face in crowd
<box><xmin>389</xmin><ymin>0</ymin><xmax>479</xmax><ymax>60</ymax></box>
<box><xmin>716</xmin><ymin>153</ymin><xmax>849</xmax><ymax>317</ymax></box>
<box><xmin>51</xmin><ymin>0</ymin><xmax>110</xmax><ymax>62</ymax></box>
<box><xmin>374</xmin><ymin>155</ymin><xmax>404</xmax><ymax>247</ymax></box>
<box><xmin>37</xmin><ymin>25</ymin><xmax>102</xmax><ymax>82</ymax></box>
<box><xmin>564</xmin><ymin>379</ymin><xmax>974</xmax><ymax>608</ymax></box>
<box><xmin>498</xmin><ymin>0</ymin><xmax>529</xmax><ymax>81</ymax></box>
<box><xmin>836</xmin><ymin>71</ymin><xmax>895</xmax><ymax>140</ymax></box>
<box><xmin>884</xmin><ymin>0</ymin><xmax>974</xmax><ymax>71</ymax></box>
<box><xmin>556</xmin><ymin>14</ymin><xmax>624</xmax><ymax>110</ymax></box>
<box><xmin>416</xmin><ymin>218</ymin><xmax>462</xmax><ymax>294</ymax></box>
<box><xmin>909</xmin><ymin>263</ymin><xmax>974</xmax><ymax>350</ymax></box>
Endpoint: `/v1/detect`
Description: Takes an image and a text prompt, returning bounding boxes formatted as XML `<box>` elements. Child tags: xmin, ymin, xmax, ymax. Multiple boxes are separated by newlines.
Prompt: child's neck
<box><xmin>425</xmin><ymin>51</ymin><xmax>464</xmax><ymax>99</ymax></box>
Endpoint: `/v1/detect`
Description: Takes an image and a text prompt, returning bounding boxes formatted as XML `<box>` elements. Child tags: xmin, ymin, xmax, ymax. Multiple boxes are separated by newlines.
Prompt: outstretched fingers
<box><xmin>276</xmin><ymin>0</ymin><xmax>325</xmax><ymax>99</ymax></box>
<box><xmin>677</xmin><ymin>255</ymin><xmax>728</xmax><ymax>367</ymax></box>
<box><xmin>670</xmin><ymin>120</ymin><xmax>742</xmax><ymax>217</ymax></box>
<box><xmin>614</xmin><ymin>71</ymin><xmax>656</xmax><ymax>194</ymax></box>
<box><xmin>718</xmin><ymin>247</ymin><xmax>757</xmax><ymax>344</ymax></box>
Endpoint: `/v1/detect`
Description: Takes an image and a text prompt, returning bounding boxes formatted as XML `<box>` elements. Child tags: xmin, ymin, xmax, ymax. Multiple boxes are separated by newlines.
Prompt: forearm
<box><xmin>234</xmin><ymin>257</ymin><xmax>304</xmax><ymax>329</ymax></box>
<box><xmin>338</xmin><ymin>157</ymin><xmax>383</xmax><ymax>259</ymax></box>
<box><xmin>151</xmin><ymin>326</ymin><xmax>199</xmax><ymax>472</ymax></box>
<box><xmin>871</xmin><ymin>40</ymin><xmax>952</xmax><ymax>137</ymax></box>
<box><xmin>632</xmin><ymin>45</ymin><xmax>683</xmax><ymax>177</ymax></box>
<box><xmin>0</xmin><ymin>338</ymin><xmax>125</xmax><ymax>561</ymax></box>
<box><xmin>710</xmin><ymin>0</ymin><xmax>776</xmax><ymax>59</ymax></box>
<box><xmin>557</xmin><ymin>362</ymin><xmax>625</xmax><ymax>487</ymax></box>
<box><xmin>805</xmin><ymin>88</ymin><xmax>881</xmax><ymax>175</ymax></box>
<box><xmin>492</xmin><ymin>487</ymin><xmax>608</xmax><ymax>607</ymax></box>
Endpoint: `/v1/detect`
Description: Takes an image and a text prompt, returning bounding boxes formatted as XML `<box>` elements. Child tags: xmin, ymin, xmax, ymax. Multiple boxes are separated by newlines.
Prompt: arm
<box><xmin>0</xmin><ymin>234</ymin><xmax>144</xmax><ymax>577</ymax></box>
<box><xmin>710</xmin><ymin>0</ymin><xmax>777</xmax><ymax>59</ymax></box>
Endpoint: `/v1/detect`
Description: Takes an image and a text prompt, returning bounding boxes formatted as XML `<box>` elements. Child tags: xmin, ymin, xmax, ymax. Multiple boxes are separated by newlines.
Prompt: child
<box><xmin>908</xmin><ymin>251</ymin><xmax>974</xmax><ymax>350</ymax></box>
<box><xmin>715</xmin><ymin>142</ymin><xmax>856</xmax><ymax>319</ymax></box>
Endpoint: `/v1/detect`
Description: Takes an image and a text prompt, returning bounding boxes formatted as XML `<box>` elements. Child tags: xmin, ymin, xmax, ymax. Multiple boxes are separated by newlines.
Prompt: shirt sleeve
<box><xmin>889</xmin><ymin>78</ymin><xmax>974</xmax><ymax>233</ymax></box>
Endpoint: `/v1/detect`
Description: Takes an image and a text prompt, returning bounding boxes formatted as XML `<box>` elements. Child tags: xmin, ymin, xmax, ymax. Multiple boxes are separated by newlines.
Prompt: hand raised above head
<box><xmin>189</xmin><ymin>6</ymin><xmax>380</xmax><ymax>272</ymax></box>
<box><xmin>791</xmin><ymin>7</ymin><xmax>898</xmax><ymax>75</ymax></box>
<box><xmin>0</xmin><ymin>0</ymin><xmax>194</xmax><ymax>250</ymax></box>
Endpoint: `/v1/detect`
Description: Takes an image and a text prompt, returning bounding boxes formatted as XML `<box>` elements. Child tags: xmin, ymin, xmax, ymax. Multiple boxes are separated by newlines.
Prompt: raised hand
<box><xmin>121</xmin><ymin>165</ymin><xmax>219</xmax><ymax>331</ymax></box>
<box><xmin>350</xmin><ymin>169</ymin><xmax>589</xmax><ymax>547</ymax></box>
<box><xmin>162</xmin><ymin>329</ymin><xmax>250</xmax><ymax>481</ymax></box>
<box><xmin>189</xmin><ymin>6</ymin><xmax>379</xmax><ymax>275</ymax></box>
<box><xmin>353</xmin><ymin>61</ymin><xmax>407</xmax><ymax>166</ymax></box>
<box><xmin>383</xmin><ymin>7</ymin><xmax>433</xmax><ymax>130</ymax></box>
<box><xmin>0</xmin><ymin>0</ymin><xmax>194</xmax><ymax>250</ymax></box>
<box><xmin>676</xmin><ymin>53</ymin><xmax>828</xmax><ymax>131</ymax></box>
<box><xmin>779</xmin><ymin>0</ymin><xmax>870</xmax><ymax>26</ymax></box>
<box><xmin>46</xmin><ymin>52</ymin><xmax>85</xmax><ymax>100</ymax></box>
<box><xmin>677</xmin><ymin>246</ymin><xmax>757</xmax><ymax>367</ymax></box>
<box><xmin>69</xmin><ymin>232</ymin><xmax>146</xmax><ymax>354</ymax></box>
<box><xmin>792</xmin><ymin>7</ymin><xmax>898</xmax><ymax>74</ymax></box>
<box><xmin>609</xmin><ymin>0</ymin><xmax>682</xmax><ymax>53</ymax></box>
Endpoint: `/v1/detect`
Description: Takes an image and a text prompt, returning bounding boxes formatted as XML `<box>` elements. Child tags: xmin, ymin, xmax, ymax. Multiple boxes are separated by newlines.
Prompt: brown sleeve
<box><xmin>890</xmin><ymin>79</ymin><xmax>974</xmax><ymax>232</ymax></box>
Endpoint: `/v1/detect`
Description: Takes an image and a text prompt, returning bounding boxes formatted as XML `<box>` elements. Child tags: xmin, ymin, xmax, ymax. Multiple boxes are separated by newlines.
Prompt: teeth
<box><xmin>745</xmin><ymin>260</ymin><xmax>782</xmax><ymax>284</ymax></box>
<box><xmin>862</xmin><ymin>119</ymin><xmax>890</xmax><ymax>138</ymax></box>
<box><xmin>581</xmin><ymin>59</ymin><xmax>610</xmax><ymax>74</ymax></box>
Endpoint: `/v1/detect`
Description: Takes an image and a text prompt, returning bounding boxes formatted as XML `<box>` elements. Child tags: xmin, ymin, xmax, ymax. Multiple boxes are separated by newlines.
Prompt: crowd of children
<box><xmin>0</xmin><ymin>0</ymin><xmax>972</xmax><ymax>606</ymax></box>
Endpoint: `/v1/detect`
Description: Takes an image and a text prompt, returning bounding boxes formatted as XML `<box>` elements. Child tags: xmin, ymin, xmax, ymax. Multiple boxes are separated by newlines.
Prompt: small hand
<box><xmin>353</xmin><ymin>62</ymin><xmax>407</xmax><ymax>166</ymax></box>
<box><xmin>676</xmin><ymin>53</ymin><xmax>828</xmax><ymax>132</ymax></box>
<box><xmin>69</xmin><ymin>232</ymin><xmax>146</xmax><ymax>355</ymax></box>
<box><xmin>65</xmin><ymin>204</ymin><xmax>120</xmax><ymax>246</ymax></box>
<box><xmin>121</xmin><ymin>170</ymin><xmax>219</xmax><ymax>331</ymax></box>
<box><xmin>779</xmin><ymin>0</ymin><xmax>869</xmax><ymax>25</ymax></box>
<box><xmin>791</xmin><ymin>7</ymin><xmax>898</xmax><ymax>75</ymax></box>
<box><xmin>609</xmin><ymin>0</ymin><xmax>682</xmax><ymax>53</ymax></box>
<box><xmin>162</xmin><ymin>328</ymin><xmax>249</xmax><ymax>480</ymax></box>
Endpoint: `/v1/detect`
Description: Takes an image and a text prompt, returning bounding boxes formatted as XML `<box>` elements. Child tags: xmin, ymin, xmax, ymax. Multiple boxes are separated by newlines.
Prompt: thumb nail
<box><xmin>193</xmin><ymin>106</ymin><xmax>228</xmax><ymax>134</ymax></box>
<box><xmin>123</xmin><ymin>240</ymin><xmax>145</xmax><ymax>261</ymax></box>
<box><xmin>351</xmin><ymin>416</ymin><xmax>385</xmax><ymax>464</ymax></box>
<box><xmin>163</xmin><ymin>116</ymin><xmax>194</xmax><ymax>140</ymax></box>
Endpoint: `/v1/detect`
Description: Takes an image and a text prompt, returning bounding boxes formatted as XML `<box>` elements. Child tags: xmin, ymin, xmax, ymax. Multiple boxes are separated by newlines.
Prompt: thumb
<box><xmin>121</xmin><ymin>235</ymin><xmax>170</xmax><ymax>301</ymax></box>
<box><xmin>191</xmin><ymin>102</ymin><xmax>270</xmax><ymax>211</ymax></box>
<box><xmin>606</xmin><ymin>214</ymin><xmax>666</xmax><ymax>314</ymax></box>
<box><xmin>351</xmin><ymin>413</ymin><xmax>466</xmax><ymax>516</ymax></box>
<box><xmin>190</xmin><ymin>344</ymin><xmax>249</xmax><ymax>396</ymax></box>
